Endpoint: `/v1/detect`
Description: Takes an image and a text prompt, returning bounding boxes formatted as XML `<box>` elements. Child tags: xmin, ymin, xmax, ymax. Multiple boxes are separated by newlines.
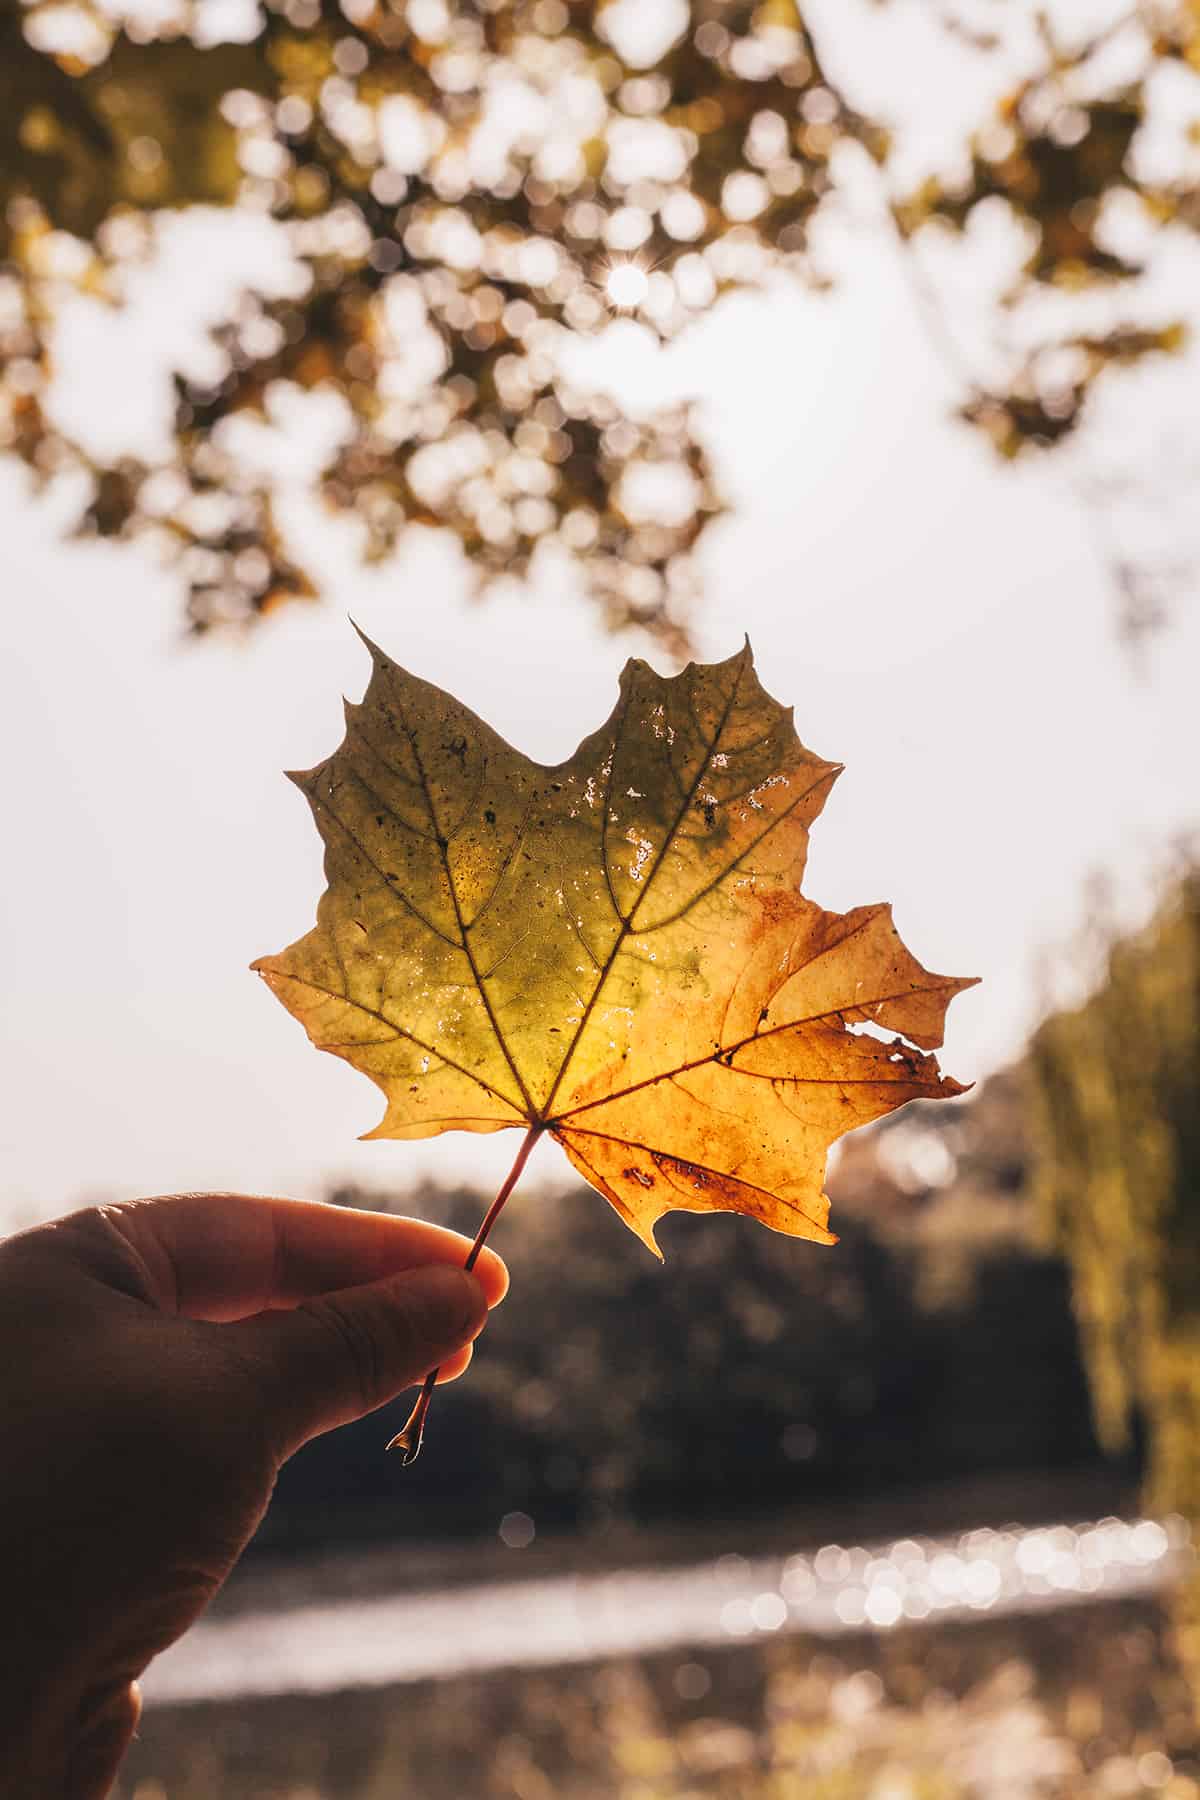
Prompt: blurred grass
<box><xmin>119</xmin><ymin>1594</ymin><xmax>1199</xmax><ymax>1799</ymax></box>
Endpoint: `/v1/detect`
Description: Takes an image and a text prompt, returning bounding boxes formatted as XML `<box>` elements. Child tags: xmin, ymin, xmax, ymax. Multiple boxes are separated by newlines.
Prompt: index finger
<box><xmin>85</xmin><ymin>1193</ymin><xmax>509</xmax><ymax>1321</ymax></box>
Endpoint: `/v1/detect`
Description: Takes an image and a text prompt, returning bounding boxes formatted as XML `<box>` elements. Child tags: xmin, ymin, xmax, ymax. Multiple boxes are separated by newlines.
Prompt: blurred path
<box><xmin>142</xmin><ymin>1514</ymin><xmax>1191</xmax><ymax>1705</ymax></box>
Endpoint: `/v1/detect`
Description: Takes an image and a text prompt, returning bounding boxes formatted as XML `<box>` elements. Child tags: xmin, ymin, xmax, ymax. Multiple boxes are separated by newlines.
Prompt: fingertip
<box><xmin>472</xmin><ymin>1245</ymin><xmax>509</xmax><ymax>1308</ymax></box>
<box><xmin>434</xmin><ymin>1341</ymin><xmax>475</xmax><ymax>1384</ymax></box>
<box><xmin>403</xmin><ymin>1263</ymin><xmax>488</xmax><ymax>1345</ymax></box>
<box><xmin>460</xmin><ymin>1267</ymin><xmax>490</xmax><ymax>1337</ymax></box>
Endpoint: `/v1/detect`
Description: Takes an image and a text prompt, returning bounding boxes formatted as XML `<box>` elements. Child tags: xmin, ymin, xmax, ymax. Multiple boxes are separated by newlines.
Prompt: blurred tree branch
<box><xmin>1</xmin><ymin>0</ymin><xmax>1197</xmax><ymax>647</ymax></box>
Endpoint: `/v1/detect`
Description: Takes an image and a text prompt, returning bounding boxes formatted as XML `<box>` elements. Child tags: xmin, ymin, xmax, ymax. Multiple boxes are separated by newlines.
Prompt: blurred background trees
<box><xmin>262</xmin><ymin>1067</ymin><xmax>1116</xmax><ymax>1550</ymax></box>
<box><xmin>1031</xmin><ymin>865</ymin><xmax>1200</xmax><ymax>1523</ymax></box>
<box><xmin>3</xmin><ymin>0</ymin><xmax>1199</xmax><ymax>647</ymax></box>
<box><xmin>1030</xmin><ymin>861</ymin><xmax>1200</xmax><ymax>1669</ymax></box>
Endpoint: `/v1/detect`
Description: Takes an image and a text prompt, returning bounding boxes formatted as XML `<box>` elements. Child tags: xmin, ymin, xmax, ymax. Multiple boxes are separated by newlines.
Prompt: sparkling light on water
<box><xmin>142</xmin><ymin>1515</ymin><xmax>1192</xmax><ymax>1706</ymax></box>
<box><xmin>605</xmin><ymin>259</ymin><xmax>649</xmax><ymax>307</ymax></box>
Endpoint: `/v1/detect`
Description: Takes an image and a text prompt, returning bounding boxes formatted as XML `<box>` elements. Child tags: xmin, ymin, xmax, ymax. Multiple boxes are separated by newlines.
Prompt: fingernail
<box><xmin>400</xmin><ymin>1265</ymin><xmax>483</xmax><ymax>1341</ymax></box>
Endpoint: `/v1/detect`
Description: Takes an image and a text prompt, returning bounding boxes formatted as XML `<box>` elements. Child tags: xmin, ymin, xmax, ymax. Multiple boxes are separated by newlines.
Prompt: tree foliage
<box><xmin>2</xmin><ymin>0</ymin><xmax>1196</xmax><ymax>643</ymax></box>
<box><xmin>1029</xmin><ymin>867</ymin><xmax>1200</xmax><ymax>1512</ymax></box>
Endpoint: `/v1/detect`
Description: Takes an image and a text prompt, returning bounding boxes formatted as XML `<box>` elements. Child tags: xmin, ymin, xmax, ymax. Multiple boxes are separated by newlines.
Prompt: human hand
<box><xmin>0</xmin><ymin>1193</ymin><xmax>507</xmax><ymax>1798</ymax></box>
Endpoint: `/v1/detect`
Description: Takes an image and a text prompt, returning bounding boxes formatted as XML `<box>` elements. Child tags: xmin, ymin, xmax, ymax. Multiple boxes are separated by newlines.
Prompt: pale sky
<box><xmin>3</xmin><ymin>5</ymin><xmax>1199</xmax><ymax>1233</ymax></box>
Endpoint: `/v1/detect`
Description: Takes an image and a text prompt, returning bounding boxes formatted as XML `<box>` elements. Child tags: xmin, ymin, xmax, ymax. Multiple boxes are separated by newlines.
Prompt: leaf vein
<box><xmin>539</xmin><ymin>657</ymin><xmax>749</xmax><ymax>1118</ymax></box>
<box><xmin>260</xmin><ymin>970</ymin><xmax>523</xmax><ymax>1112</ymax></box>
<box><xmin>382</xmin><ymin>660</ymin><xmax>537</xmax><ymax>1116</ymax></box>
<box><xmin>308</xmin><ymin>788</ymin><xmax>461</xmax><ymax>950</ymax></box>
<box><xmin>552</xmin><ymin>981</ymin><xmax>946</xmax><ymax>1123</ymax></box>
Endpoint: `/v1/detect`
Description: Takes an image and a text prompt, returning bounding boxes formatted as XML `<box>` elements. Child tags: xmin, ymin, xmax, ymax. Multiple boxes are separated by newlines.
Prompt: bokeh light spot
<box><xmin>499</xmin><ymin>1510</ymin><xmax>535</xmax><ymax>1549</ymax></box>
<box><xmin>605</xmin><ymin>261</ymin><xmax>649</xmax><ymax>308</ymax></box>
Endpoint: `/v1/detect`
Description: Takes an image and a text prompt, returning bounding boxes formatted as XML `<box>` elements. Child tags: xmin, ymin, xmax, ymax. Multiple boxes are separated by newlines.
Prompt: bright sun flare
<box><xmin>605</xmin><ymin>260</ymin><xmax>649</xmax><ymax>309</ymax></box>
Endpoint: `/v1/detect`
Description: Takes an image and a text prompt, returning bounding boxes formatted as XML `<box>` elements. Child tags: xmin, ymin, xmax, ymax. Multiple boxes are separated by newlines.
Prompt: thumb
<box><xmin>225</xmin><ymin>1263</ymin><xmax>489</xmax><ymax>1457</ymax></box>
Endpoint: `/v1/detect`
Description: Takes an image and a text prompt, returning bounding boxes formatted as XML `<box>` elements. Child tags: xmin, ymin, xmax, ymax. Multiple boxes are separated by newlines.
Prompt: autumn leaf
<box><xmin>253</xmin><ymin>634</ymin><xmax>975</xmax><ymax>1454</ymax></box>
<box><xmin>255</xmin><ymin>632</ymin><xmax>974</xmax><ymax>1246</ymax></box>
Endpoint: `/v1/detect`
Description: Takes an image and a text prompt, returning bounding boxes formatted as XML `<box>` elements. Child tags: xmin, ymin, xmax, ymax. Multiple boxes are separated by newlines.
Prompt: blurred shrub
<box><xmin>1030</xmin><ymin>864</ymin><xmax>1200</xmax><ymax>1678</ymax></box>
<box><xmin>1030</xmin><ymin>867</ymin><xmax>1200</xmax><ymax>1515</ymax></box>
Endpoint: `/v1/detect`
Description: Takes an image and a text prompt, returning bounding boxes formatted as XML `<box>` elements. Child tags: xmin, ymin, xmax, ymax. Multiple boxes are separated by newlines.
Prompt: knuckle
<box><xmin>125</xmin><ymin>1564</ymin><xmax>227</xmax><ymax>1661</ymax></box>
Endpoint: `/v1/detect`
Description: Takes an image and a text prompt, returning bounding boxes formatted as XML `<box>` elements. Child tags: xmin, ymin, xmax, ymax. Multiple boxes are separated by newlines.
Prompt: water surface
<box><xmin>143</xmin><ymin>1513</ymin><xmax>1190</xmax><ymax>1705</ymax></box>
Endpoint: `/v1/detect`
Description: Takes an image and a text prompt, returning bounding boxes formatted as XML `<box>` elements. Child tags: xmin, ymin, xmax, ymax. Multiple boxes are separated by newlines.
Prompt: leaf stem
<box><xmin>387</xmin><ymin>1122</ymin><xmax>543</xmax><ymax>1464</ymax></box>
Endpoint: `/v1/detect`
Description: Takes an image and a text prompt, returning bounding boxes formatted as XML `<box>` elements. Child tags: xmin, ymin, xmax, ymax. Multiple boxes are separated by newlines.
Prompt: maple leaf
<box><xmin>253</xmin><ymin>634</ymin><xmax>975</xmax><ymax>1456</ymax></box>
